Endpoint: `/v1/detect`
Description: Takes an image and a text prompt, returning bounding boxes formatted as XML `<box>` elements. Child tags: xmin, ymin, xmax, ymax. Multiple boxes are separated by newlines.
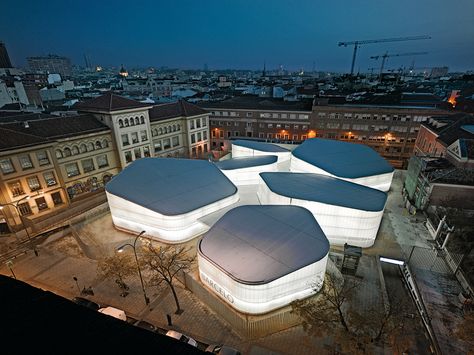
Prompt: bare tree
<box><xmin>292</xmin><ymin>273</ymin><xmax>412</xmax><ymax>353</ymax></box>
<box><xmin>96</xmin><ymin>253</ymin><xmax>136</xmax><ymax>295</ymax></box>
<box><xmin>141</xmin><ymin>243</ymin><xmax>195</xmax><ymax>314</ymax></box>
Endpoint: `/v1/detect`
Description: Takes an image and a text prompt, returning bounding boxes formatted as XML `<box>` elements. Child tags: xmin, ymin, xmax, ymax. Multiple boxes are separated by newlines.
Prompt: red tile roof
<box><xmin>149</xmin><ymin>100</ymin><xmax>208</xmax><ymax>121</ymax></box>
<box><xmin>74</xmin><ymin>92</ymin><xmax>151</xmax><ymax>112</ymax></box>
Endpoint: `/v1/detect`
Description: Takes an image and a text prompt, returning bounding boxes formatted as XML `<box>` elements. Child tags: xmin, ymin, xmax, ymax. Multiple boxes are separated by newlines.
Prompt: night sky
<box><xmin>1</xmin><ymin>0</ymin><xmax>473</xmax><ymax>72</ymax></box>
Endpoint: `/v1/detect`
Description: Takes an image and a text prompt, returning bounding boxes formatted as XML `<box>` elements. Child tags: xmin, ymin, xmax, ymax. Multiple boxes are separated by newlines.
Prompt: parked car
<box><xmin>205</xmin><ymin>344</ymin><xmax>241</xmax><ymax>355</ymax></box>
<box><xmin>72</xmin><ymin>297</ymin><xmax>100</xmax><ymax>311</ymax></box>
<box><xmin>134</xmin><ymin>320</ymin><xmax>159</xmax><ymax>333</ymax></box>
<box><xmin>165</xmin><ymin>330</ymin><xmax>198</xmax><ymax>347</ymax></box>
<box><xmin>98</xmin><ymin>306</ymin><xmax>127</xmax><ymax>321</ymax></box>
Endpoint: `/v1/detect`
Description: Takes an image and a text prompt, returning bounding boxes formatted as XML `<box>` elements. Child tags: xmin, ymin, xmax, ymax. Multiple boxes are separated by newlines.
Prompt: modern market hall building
<box><xmin>290</xmin><ymin>138</ymin><xmax>394</xmax><ymax>192</ymax></box>
<box><xmin>231</xmin><ymin>140</ymin><xmax>292</xmax><ymax>170</ymax></box>
<box><xmin>214</xmin><ymin>155</ymin><xmax>278</xmax><ymax>186</ymax></box>
<box><xmin>257</xmin><ymin>172</ymin><xmax>388</xmax><ymax>248</ymax></box>
<box><xmin>105</xmin><ymin>158</ymin><xmax>239</xmax><ymax>243</ymax></box>
<box><xmin>198</xmin><ymin>205</ymin><xmax>330</xmax><ymax>314</ymax></box>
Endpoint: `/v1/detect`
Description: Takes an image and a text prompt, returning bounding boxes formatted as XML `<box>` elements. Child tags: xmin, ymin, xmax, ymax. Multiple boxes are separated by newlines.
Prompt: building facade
<box><xmin>27</xmin><ymin>55</ymin><xmax>73</xmax><ymax>78</ymax></box>
<box><xmin>202</xmin><ymin>97</ymin><xmax>448</xmax><ymax>168</ymax></box>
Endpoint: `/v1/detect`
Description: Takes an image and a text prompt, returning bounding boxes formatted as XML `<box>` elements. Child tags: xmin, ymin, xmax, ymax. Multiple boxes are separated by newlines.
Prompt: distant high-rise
<box><xmin>0</xmin><ymin>41</ymin><xmax>13</xmax><ymax>68</ymax></box>
<box><xmin>27</xmin><ymin>54</ymin><xmax>72</xmax><ymax>78</ymax></box>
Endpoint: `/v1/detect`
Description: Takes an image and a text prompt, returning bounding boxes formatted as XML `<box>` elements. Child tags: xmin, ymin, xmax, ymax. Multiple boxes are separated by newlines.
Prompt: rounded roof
<box><xmin>199</xmin><ymin>205</ymin><xmax>329</xmax><ymax>285</ymax></box>
<box><xmin>260</xmin><ymin>172</ymin><xmax>387</xmax><ymax>212</ymax></box>
<box><xmin>292</xmin><ymin>138</ymin><xmax>394</xmax><ymax>178</ymax></box>
<box><xmin>215</xmin><ymin>155</ymin><xmax>277</xmax><ymax>170</ymax></box>
<box><xmin>232</xmin><ymin>139</ymin><xmax>289</xmax><ymax>153</ymax></box>
<box><xmin>106</xmin><ymin>158</ymin><xmax>237</xmax><ymax>215</ymax></box>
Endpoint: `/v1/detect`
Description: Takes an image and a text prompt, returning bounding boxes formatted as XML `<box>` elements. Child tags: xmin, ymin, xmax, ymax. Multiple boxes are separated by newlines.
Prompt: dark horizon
<box><xmin>1</xmin><ymin>0</ymin><xmax>474</xmax><ymax>73</ymax></box>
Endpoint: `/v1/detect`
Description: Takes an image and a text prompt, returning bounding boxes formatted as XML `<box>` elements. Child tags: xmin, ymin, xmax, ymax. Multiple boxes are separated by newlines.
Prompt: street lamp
<box><xmin>117</xmin><ymin>231</ymin><xmax>150</xmax><ymax>305</ymax></box>
<box><xmin>0</xmin><ymin>195</ymin><xmax>32</xmax><ymax>240</ymax></box>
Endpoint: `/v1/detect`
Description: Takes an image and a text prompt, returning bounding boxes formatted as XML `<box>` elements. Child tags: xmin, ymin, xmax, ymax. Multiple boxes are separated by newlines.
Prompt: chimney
<box><xmin>24</xmin><ymin>121</ymin><xmax>29</xmax><ymax>128</ymax></box>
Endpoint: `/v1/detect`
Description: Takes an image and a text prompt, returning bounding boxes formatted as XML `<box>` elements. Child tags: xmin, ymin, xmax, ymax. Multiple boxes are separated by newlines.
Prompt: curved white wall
<box><xmin>290</xmin><ymin>155</ymin><xmax>393</xmax><ymax>192</ymax></box>
<box><xmin>107</xmin><ymin>191</ymin><xmax>239</xmax><ymax>243</ymax></box>
<box><xmin>257</xmin><ymin>179</ymin><xmax>384</xmax><ymax>248</ymax></box>
<box><xmin>198</xmin><ymin>253</ymin><xmax>327</xmax><ymax>314</ymax></box>
<box><xmin>219</xmin><ymin>162</ymin><xmax>278</xmax><ymax>186</ymax></box>
<box><xmin>232</xmin><ymin>145</ymin><xmax>291</xmax><ymax>171</ymax></box>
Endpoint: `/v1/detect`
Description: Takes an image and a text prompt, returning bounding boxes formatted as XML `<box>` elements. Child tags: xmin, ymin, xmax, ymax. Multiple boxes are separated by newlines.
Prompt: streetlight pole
<box><xmin>117</xmin><ymin>231</ymin><xmax>150</xmax><ymax>305</ymax></box>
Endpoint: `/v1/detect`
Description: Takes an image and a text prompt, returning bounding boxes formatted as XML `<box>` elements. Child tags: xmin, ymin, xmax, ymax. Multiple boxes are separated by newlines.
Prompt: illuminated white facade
<box><xmin>231</xmin><ymin>140</ymin><xmax>291</xmax><ymax>170</ymax></box>
<box><xmin>198</xmin><ymin>254</ymin><xmax>327</xmax><ymax>314</ymax></box>
<box><xmin>198</xmin><ymin>205</ymin><xmax>330</xmax><ymax>314</ymax></box>
<box><xmin>290</xmin><ymin>155</ymin><xmax>394</xmax><ymax>192</ymax></box>
<box><xmin>106</xmin><ymin>158</ymin><xmax>239</xmax><ymax>243</ymax></box>
<box><xmin>257</xmin><ymin>173</ymin><xmax>387</xmax><ymax>248</ymax></box>
<box><xmin>216</xmin><ymin>156</ymin><xmax>278</xmax><ymax>186</ymax></box>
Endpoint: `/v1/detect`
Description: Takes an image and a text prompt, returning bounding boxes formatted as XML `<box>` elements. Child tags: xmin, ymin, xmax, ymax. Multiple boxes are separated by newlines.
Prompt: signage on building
<box><xmin>200</xmin><ymin>272</ymin><xmax>234</xmax><ymax>304</ymax></box>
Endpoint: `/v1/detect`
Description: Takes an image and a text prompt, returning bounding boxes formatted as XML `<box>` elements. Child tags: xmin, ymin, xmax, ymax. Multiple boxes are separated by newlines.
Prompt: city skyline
<box><xmin>1</xmin><ymin>0</ymin><xmax>474</xmax><ymax>72</ymax></box>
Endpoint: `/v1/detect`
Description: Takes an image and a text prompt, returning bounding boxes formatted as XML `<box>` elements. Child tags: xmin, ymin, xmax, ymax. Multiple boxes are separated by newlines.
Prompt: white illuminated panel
<box><xmin>257</xmin><ymin>178</ymin><xmax>384</xmax><ymax>248</ymax></box>
<box><xmin>219</xmin><ymin>162</ymin><xmax>278</xmax><ymax>186</ymax></box>
<box><xmin>290</xmin><ymin>155</ymin><xmax>393</xmax><ymax>192</ymax></box>
<box><xmin>232</xmin><ymin>145</ymin><xmax>291</xmax><ymax>171</ymax></box>
<box><xmin>107</xmin><ymin>191</ymin><xmax>239</xmax><ymax>243</ymax></box>
<box><xmin>198</xmin><ymin>253</ymin><xmax>327</xmax><ymax>314</ymax></box>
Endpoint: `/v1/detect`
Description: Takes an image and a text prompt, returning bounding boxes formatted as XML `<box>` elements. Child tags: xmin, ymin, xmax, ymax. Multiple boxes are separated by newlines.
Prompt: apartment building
<box><xmin>202</xmin><ymin>96</ymin><xmax>449</xmax><ymax>168</ymax></box>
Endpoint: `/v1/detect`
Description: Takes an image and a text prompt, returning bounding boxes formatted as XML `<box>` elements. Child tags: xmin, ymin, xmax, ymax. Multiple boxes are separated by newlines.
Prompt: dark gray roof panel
<box><xmin>232</xmin><ymin>140</ymin><xmax>289</xmax><ymax>152</ymax></box>
<box><xmin>260</xmin><ymin>172</ymin><xmax>387</xmax><ymax>212</ymax></box>
<box><xmin>215</xmin><ymin>155</ymin><xmax>277</xmax><ymax>170</ymax></box>
<box><xmin>106</xmin><ymin>158</ymin><xmax>237</xmax><ymax>215</ymax></box>
<box><xmin>292</xmin><ymin>138</ymin><xmax>394</xmax><ymax>178</ymax></box>
<box><xmin>199</xmin><ymin>205</ymin><xmax>329</xmax><ymax>284</ymax></box>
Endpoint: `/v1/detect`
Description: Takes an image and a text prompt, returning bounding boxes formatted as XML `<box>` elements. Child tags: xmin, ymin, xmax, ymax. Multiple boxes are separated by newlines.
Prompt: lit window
<box><xmin>8</xmin><ymin>181</ymin><xmax>24</xmax><ymax>197</ymax></box>
<box><xmin>36</xmin><ymin>151</ymin><xmax>50</xmax><ymax>166</ymax></box>
<box><xmin>134</xmin><ymin>148</ymin><xmax>141</xmax><ymax>159</ymax></box>
<box><xmin>143</xmin><ymin>146</ymin><xmax>150</xmax><ymax>157</ymax></box>
<box><xmin>122</xmin><ymin>134</ymin><xmax>130</xmax><ymax>146</ymax></box>
<box><xmin>131</xmin><ymin>132</ymin><xmax>139</xmax><ymax>144</ymax></box>
<box><xmin>65</xmin><ymin>162</ymin><xmax>80</xmax><ymax>177</ymax></box>
<box><xmin>124</xmin><ymin>151</ymin><xmax>133</xmax><ymax>163</ymax></box>
<box><xmin>18</xmin><ymin>202</ymin><xmax>32</xmax><ymax>216</ymax></box>
<box><xmin>0</xmin><ymin>158</ymin><xmax>15</xmax><ymax>174</ymax></box>
<box><xmin>141</xmin><ymin>130</ymin><xmax>148</xmax><ymax>142</ymax></box>
<box><xmin>96</xmin><ymin>155</ymin><xmax>109</xmax><ymax>168</ymax></box>
<box><xmin>43</xmin><ymin>171</ymin><xmax>57</xmax><ymax>186</ymax></box>
<box><xmin>27</xmin><ymin>176</ymin><xmax>42</xmax><ymax>191</ymax></box>
<box><xmin>81</xmin><ymin>159</ymin><xmax>95</xmax><ymax>173</ymax></box>
<box><xmin>35</xmin><ymin>197</ymin><xmax>48</xmax><ymax>211</ymax></box>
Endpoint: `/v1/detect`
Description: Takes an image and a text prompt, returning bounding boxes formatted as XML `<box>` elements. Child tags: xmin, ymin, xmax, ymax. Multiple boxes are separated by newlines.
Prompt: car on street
<box><xmin>98</xmin><ymin>306</ymin><xmax>127</xmax><ymax>321</ymax></box>
<box><xmin>165</xmin><ymin>330</ymin><xmax>198</xmax><ymax>347</ymax></box>
<box><xmin>205</xmin><ymin>344</ymin><xmax>241</xmax><ymax>355</ymax></box>
<box><xmin>72</xmin><ymin>297</ymin><xmax>101</xmax><ymax>311</ymax></box>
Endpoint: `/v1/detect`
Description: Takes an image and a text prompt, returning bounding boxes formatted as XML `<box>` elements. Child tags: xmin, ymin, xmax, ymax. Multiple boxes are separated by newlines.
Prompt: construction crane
<box><xmin>370</xmin><ymin>51</ymin><xmax>428</xmax><ymax>79</ymax></box>
<box><xmin>338</xmin><ymin>35</ymin><xmax>431</xmax><ymax>75</ymax></box>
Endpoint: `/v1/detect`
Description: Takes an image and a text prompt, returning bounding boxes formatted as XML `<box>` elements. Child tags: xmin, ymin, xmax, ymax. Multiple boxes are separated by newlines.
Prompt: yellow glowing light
<box><xmin>308</xmin><ymin>130</ymin><xmax>316</xmax><ymax>138</ymax></box>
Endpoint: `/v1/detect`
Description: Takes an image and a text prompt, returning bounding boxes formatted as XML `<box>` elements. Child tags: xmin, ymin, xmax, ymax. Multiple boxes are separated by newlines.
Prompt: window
<box><xmin>35</xmin><ymin>197</ymin><xmax>48</xmax><ymax>211</ymax></box>
<box><xmin>43</xmin><ymin>171</ymin><xmax>57</xmax><ymax>186</ymax></box>
<box><xmin>190</xmin><ymin>120</ymin><xmax>195</xmax><ymax>130</ymax></box>
<box><xmin>227</xmin><ymin>131</ymin><xmax>231</xmax><ymax>138</ymax></box>
<box><xmin>19</xmin><ymin>155</ymin><xmax>33</xmax><ymax>169</ymax></box>
<box><xmin>118</xmin><ymin>119</ymin><xmax>124</xmax><ymax>128</ymax></box>
<box><xmin>81</xmin><ymin>159</ymin><xmax>95</xmax><ymax>173</ymax></box>
<box><xmin>121</xmin><ymin>134</ymin><xmax>129</xmax><ymax>146</ymax></box>
<box><xmin>219</xmin><ymin>131</ymin><xmax>224</xmax><ymax>138</ymax></box>
<box><xmin>268</xmin><ymin>124</ymin><xmax>273</xmax><ymax>128</ymax></box>
<box><xmin>203</xmin><ymin>131</ymin><xmax>207</xmax><ymax>140</ymax></box>
<box><xmin>55</xmin><ymin>150</ymin><xmax>63</xmax><ymax>159</ymax></box>
<box><xmin>79</xmin><ymin>144</ymin><xmax>87</xmax><ymax>153</ymax></box>
<box><xmin>95</xmin><ymin>141</ymin><xmax>102</xmax><ymax>149</ymax></box>
<box><xmin>234</xmin><ymin>131</ymin><xmax>239</xmax><ymax>136</ymax></box>
<box><xmin>196</xmin><ymin>119</ymin><xmax>201</xmax><ymax>128</ymax></box>
<box><xmin>18</xmin><ymin>202</ymin><xmax>32</xmax><ymax>216</ymax></box>
<box><xmin>36</xmin><ymin>151</ymin><xmax>50</xmax><ymax>166</ymax></box>
<box><xmin>246</xmin><ymin>122</ymin><xmax>252</xmax><ymax>128</ymax></box>
<box><xmin>27</xmin><ymin>176</ymin><xmax>42</xmax><ymax>191</ymax></box>
<box><xmin>65</xmin><ymin>162</ymin><xmax>80</xmax><ymax>177</ymax></box>
<box><xmin>96</xmin><ymin>155</ymin><xmax>109</xmax><ymax>168</ymax></box>
<box><xmin>8</xmin><ymin>181</ymin><xmax>24</xmax><ymax>197</ymax></box>
<box><xmin>197</xmin><ymin>132</ymin><xmax>202</xmax><ymax>141</ymax></box>
<box><xmin>87</xmin><ymin>142</ymin><xmax>94</xmax><ymax>151</ymax></box>
<box><xmin>172</xmin><ymin>136</ymin><xmax>179</xmax><ymax>147</ymax></box>
<box><xmin>134</xmin><ymin>148</ymin><xmax>141</xmax><ymax>159</ymax></box>
<box><xmin>293</xmin><ymin>135</ymin><xmax>298</xmax><ymax>140</ymax></box>
<box><xmin>191</xmin><ymin>134</ymin><xmax>196</xmax><ymax>144</ymax></box>
<box><xmin>129</xmin><ymin>118</ymin><xmax>135</xmax><ymax>126</ymax></box>
<box><xmin>143</xmin><ymin>146</ymin><xmax>150</xmax><ymax>157</ymax></box>
<box><xmin>140</xmin><ymin>130</ymin><xmax>148</xmax><ymax>142</ymax></box>
<box><xmin>163</xmin><ymin>138</ymin><xmax>171</xmax><ymax>150</ymax></box>
<box><xmin>202</xmin><ymin>118</ymin><xmax>207</xmax><ymax>127</ymax></box>
<box><xmin>0</xmin><ymin>158</ymin><xmax>15</xmax><ymax>174</ymax></box>
<box><xmin>124</xmin><ymin>151</ymin><xmax>133</xmax><ymax>163</ymax></box>
<box><xmin>140</xmin><ymin>116</ymin><xmax>145</xmax><ymax>124</ymax></box>
<box><xmin>51</xmin><ymin>192</ymin><xmax>63</xmax><ymax>206</ymax></box>
<box><xmin>152</xmin><ymin>129</ymin><xmax>158</xmax><ymax>137</ymax></box>
<box><xmin>211</xmin><ymin>130</ymin><xmax>216</xmax><ymax>138</ymax></box>
<box><xmin>131</xmin><ymin>132</ymin><xmax>139</xmax><ymax>144</ymax></box>
<box><xmin>102</xmin><ymin>139</ymin><xmax>108</xmax><ymax>148</ymax></box>
<box><xmin>135</xmin><ymin>117</ymin><xmax>140</xmax><ymax>125</ymax></box>
<box><xmin>246</xmin><ymin>112</ymin><xmax>253</xmax><ymax>117</ymax></box>
<box><xmin>301</xmin><ymin>135</ymin><xmax>307</xmax><ymax>140</ymax></box>
<box><xmin>154</xmin><ymin>142</ymin><xmax>162</xmax><ymax>153</ymax></box>
<box><xmin>72</xmin><ymin>146</ymin><xmax>79</xmax><ymax>155</ymax></box>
